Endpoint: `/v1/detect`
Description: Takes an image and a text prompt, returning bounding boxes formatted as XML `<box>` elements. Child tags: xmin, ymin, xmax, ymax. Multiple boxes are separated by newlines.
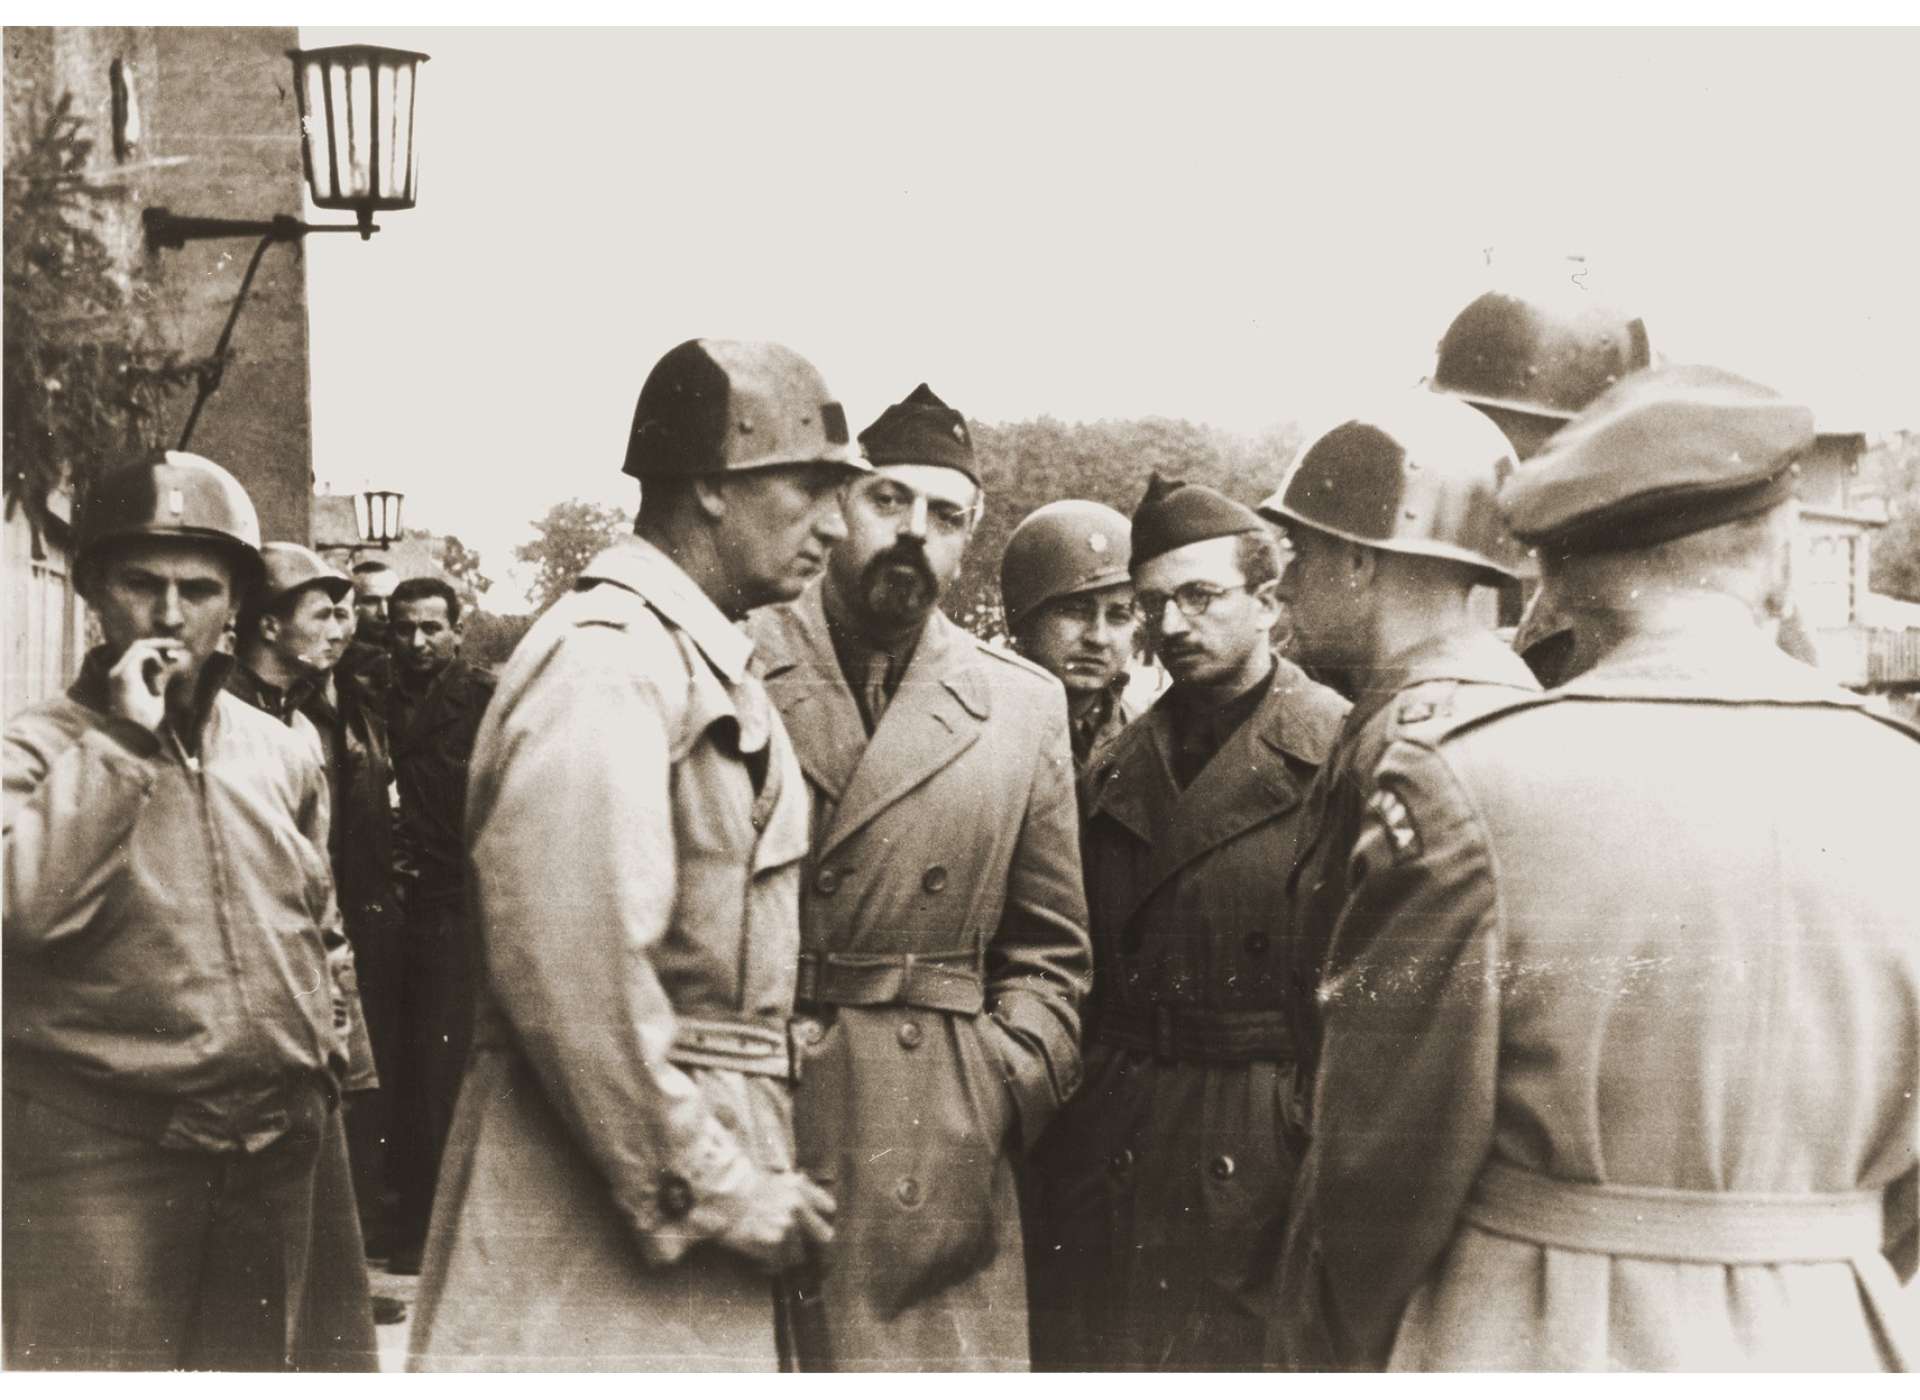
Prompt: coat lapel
<box><xmin>1103</xmin><ymin>673</ymin><xmax>1312</xmax><ymax>933</ymax></box>
<box><xmin>819</xmin><ymin>611</ymin><xmax>987</xmax><ymax>857</ymax></box>
<box><xmin>753</xmin><ymin>586</ymin><xmax>867</xmax><ymax>805</ymax></box>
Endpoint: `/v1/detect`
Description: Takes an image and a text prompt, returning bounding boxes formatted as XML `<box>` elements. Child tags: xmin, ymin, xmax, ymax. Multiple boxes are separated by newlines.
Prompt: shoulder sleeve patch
<box><xmin>1362</xmin><ymin>786</ymin><xmax>1421</xmax><ymax>863</ymax></box>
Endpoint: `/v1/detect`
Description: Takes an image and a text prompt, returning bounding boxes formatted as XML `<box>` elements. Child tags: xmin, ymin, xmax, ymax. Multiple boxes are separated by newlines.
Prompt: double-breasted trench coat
<box><xmin>409</xmin><ymin>538</ymin><xmax>814</xmax><ymax>1371</ymax></box>
<box><xmin>1278</xmin><ymin>626</ymin><xmax>1920</xmax><ymax>1371</ymax></box>
<box><xmin>750</xmin><ymin>586</ymin><xmax>1093</xmax><ymax>1371</ymax></box>
<box><xmin>1025</xmin><ymin>656</ymin><xmax>1348</xmax><ymax>1370</ymax></box>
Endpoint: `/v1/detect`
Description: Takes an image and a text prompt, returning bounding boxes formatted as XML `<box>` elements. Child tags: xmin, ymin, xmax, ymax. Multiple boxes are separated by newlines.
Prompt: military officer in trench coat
<box><xmin>407</xmin><ymin>340</ymin><xmax>863</xmax><ymax>1370</ymax></box>
<box><xmin>1023</xmin><ymin>474</ymin><xmax>1349</xmax><ymax>1370</ymax></box>
<box><xmin>1279</xmin><ymin>365</ymin><xmax>1920</xmax><ymax>1370</ymax></box>
<box><xmin>750</xmin><ymin>383</ymin><xmax>1093</xmax><ymax>1371</ymax></box>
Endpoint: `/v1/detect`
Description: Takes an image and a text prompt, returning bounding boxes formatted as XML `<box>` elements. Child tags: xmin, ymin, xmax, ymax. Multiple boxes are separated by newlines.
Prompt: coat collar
<box><xmin>1342</xmin><ymin>626</ymin><xmax>1539</xmax><ymax>738</ymax></box>
<box><xmin>1563</xmin><ymin>619</ymin><xmax>1867</xmax><ymax>708</ymax></box>
<box><xmin>577</xmin><ymin>535</ymin><xmax>754</xmax><ymax>687</ymax></box>
<box><xmin>1089</xmin><ymin>654</ymin><xmax>1347</xmax><ymax>930</ymax></box>
<box><xmin>755</xmin><ymin>581</ymin><xmax>990</xmax><ymax>856</ymax></box>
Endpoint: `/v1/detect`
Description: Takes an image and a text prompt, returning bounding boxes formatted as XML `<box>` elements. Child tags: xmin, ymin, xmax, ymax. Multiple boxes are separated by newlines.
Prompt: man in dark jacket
<box><xmin>1023</xmin><ymin>474</ymin><xmax>1348</xmax><ymax>1370</ymax></box>
<box><xmin>4</xmin><ymin>454</ymin><xmax>371</xmax><ymax>1370</ymax></box>
<box><xmin>385</xmin><ymin>575</ymin><xmax>495</xmax><ymax>1273</ymax></box>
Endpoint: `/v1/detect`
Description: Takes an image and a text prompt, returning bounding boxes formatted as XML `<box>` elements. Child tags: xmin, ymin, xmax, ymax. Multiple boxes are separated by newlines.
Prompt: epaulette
<box><xmin>973</xmin><ymin>637</ymin><xmax>1059</xmax><ymax>688</ymax></box>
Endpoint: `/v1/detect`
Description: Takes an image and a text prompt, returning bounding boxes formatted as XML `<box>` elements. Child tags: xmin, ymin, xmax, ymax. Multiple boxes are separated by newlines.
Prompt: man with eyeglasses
<box><xmin>1023</xmin><ymin>472</ymin><xmax>1348</xmax><ymax>1371</ymax></box>
<box><xmin>999</xmin><ymin>500</ymin><xmax>1140</xmax><ymax>780</ymax></box>
<box><xmin>751</xmin><ymin>383</ymin><xmax>1092</xmax><ymax>1371</ymax></box>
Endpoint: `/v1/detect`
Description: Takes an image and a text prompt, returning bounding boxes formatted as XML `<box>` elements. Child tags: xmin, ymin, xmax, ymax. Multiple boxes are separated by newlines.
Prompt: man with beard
<box><xmin>1023</xmin><ymin>474</ymin><xmax>1348</xmax><ymax>1371</ymax></box>
<box><xmin>1280</xmin><ymin>366</ymin><xmax>1918</xmax><ymax>1370</ymax></box>
<box><xmin>5</xmin><ymin>454</ymin><xmax>371</xmax><ymax>1369</ymax></box>
<box><xmin>750</xmin><ymin>383</ymin><xmax>1092</xmax><ymax>1370</ymax></box>
<box><xmin>385</xmin><ymin>575</ymin><xmax>494</xmax><ymax>1275</ymax></box>
<box><xmin>1000</xmin><ymin>500</ymin><xmax>1139</xmax><ymax>780</ymax></box>
<box><xmin>1255</xmin><ymin>395</ymin><xmax>1540</xmax><ymax>1367</ymax></box>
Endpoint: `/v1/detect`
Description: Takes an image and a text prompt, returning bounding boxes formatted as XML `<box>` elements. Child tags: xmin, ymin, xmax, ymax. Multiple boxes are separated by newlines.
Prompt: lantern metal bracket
<box><xmin>143</xmin><ymin>207</ymin><xmax>379</xmax><ymax>451</ymax></box>
<box><xmin>142</xmin><ymin>205</ymin><xmax>379</xmax><ymax>251</ymax></box>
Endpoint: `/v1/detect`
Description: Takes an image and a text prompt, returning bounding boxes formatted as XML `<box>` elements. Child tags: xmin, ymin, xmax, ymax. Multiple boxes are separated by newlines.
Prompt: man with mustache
<box><xmin>1024</xmin><ymin>474</ymin><xmax>1348</xmax><ymax>1370</ymax></box>
<box><xmin>751</xmin><ymin>383</ymin><xmax>1092</xmax><ymax>1370</ymax></box>
<box><xmin>5</xmin><ymin>454</ymin><xmax>372</xmax><ymax>1369</ymax></box>
<box><xmin>1000</xmin><ymin>500</ymin><xmax>1140</xmax><ymax>780</ymax></box>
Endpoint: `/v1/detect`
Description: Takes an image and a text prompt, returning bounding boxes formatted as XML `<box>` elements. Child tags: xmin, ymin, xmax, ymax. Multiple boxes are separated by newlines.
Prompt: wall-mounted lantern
<box><xmin>142</xmin><ymin>44</ymin><xmax>429</xmax><ymax>450</ymax></box>
<box><xmin>318</xmin><ymin>487</ymin><xmax>407</xmax><ymax>561</ymax></box>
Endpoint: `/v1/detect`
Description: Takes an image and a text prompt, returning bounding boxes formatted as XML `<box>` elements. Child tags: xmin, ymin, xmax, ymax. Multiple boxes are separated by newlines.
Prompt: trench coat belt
<box><xmin>1092</xmin><ymin>1004</ymin><xmax>1294</xmax><ymax>1064</ymax></box>
<box><xmin>667</xmin><ymin>1015</ymin><xmax>803</xmax><ymax>1085</ymax></box>
<box><xmin>1464</xmin><ymin>1158</ymin><xmax>1886</xmax><ymax>1265</ymax></box>
<box><xmin>793</xmin><ymin>949</ymin><xmax>985</xmax><ymax>1015</ymax></box>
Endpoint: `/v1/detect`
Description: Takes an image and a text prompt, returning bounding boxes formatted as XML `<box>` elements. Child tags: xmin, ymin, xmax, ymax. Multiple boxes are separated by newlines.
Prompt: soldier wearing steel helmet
<box><xmin>1000</xmin><ymin>499</ymin><xmax>1140</xmax><ymax>778</ymax></box>
<box><xmin>1279</xmin><ymin>365</ymin><xmax>1920</xmax><ymax>1370</ymax></box>
<box><xmin>228</xmin><ymin>543</ymin><xmax>410</xmax><ymax>1339</ymax></box>
<box><xmin>3</xmin><ymin>453</ymin><xmax>375</xmax><ymax>1369</ymax></box>
<box><xmin>407</xmin><ymin>339</ymin><xmax>860</xmax><ymax>1370</ymax></box>
<box><xmin>1257</xmin><ymin>392</ymin><xmax>1541</xmax><ymax>1367</ymax></box>
<box><xmin>1429</xmin><ymin>287</ymin><xmax>1654</xmax><ymax>685</ymax></box>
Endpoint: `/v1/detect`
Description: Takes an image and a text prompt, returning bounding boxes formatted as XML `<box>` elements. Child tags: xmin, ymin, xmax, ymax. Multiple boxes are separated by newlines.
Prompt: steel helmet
<box><xmin>1000</xmin><ymin>500</ymin><xmax>1133</xmax><ymax>630</ymax></box>
<box><xmin>258</xmin><ymin>543</ymin><xmax>352</xmax><ymax>608</ymax></box>
<box><xmin>1260</xmin><ymin>391</ymin><xmax>1526</xmax><ymax>582</ymax></box>
<box><xmin>75</xmin><ymin>450</ymin><xmax>264</xmax><ymax>596</ymax></box>
<box><xmin>621</xmin><ymin>338</ymin><xmax>869</xmax><ymax>481</ymax></box>
<box><xmin>1432</xmin><ymin>289</ymin><xmax>1652</xmax><ymax>423</ymax></box>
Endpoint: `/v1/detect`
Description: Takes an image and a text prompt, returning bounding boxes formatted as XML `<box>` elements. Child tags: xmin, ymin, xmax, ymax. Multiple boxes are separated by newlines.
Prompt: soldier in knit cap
<box><xmin>1277</xmin><ymin>364</ymin><xmax>1920</xmax><ymax>1370</ymax></box>
<box><xmin>1022</xmin><ymin>473</ymin><xmax>1348</xmax><ymax>1371</ymax></box>
<box><xmin>750</xmin><ymin>383</ymin><xmax>1092</xmax><ymax>1371</ymax></box>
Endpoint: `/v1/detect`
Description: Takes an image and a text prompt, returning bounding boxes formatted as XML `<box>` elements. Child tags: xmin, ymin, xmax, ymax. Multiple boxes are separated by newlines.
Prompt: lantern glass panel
<box><xmin>352</xmin><ymin>490</ymin><xmax>371</xmax><ymax>542</ymax></box>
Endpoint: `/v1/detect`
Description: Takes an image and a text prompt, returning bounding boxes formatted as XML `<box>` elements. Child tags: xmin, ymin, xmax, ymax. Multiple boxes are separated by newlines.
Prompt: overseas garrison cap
<box><xmin>1129</xmin><ymin>472</ymin><xmax>1269</xmax><ymax>570</ymax></box>
<box><xmin>1499</xmin><ymin>364</ymin><xmax>1813</xmax><ymax>554</ymax></box>
<box><xmin>858</xmin><ymin>383</ymin><xmax>980</xmax><ymax>484</ymax></box>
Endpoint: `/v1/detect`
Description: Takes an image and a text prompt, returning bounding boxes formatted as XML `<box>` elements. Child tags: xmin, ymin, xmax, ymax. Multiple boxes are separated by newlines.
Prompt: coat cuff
<box><xmin>626</xmin><ymin>1113</ymin><xmax>760</xmax><ymax>1266</ymax></box>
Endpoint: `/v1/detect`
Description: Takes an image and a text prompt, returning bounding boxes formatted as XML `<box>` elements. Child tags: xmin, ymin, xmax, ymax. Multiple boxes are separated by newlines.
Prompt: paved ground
<box><xmin>369</xmin><ymin>1262</ymin><xmax>418</xmax><ymax>1372</ymax></box>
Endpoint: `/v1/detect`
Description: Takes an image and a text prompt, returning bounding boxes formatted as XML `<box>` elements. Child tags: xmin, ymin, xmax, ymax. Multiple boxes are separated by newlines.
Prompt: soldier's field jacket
<box><xmin>5</xmin><ymin>650</ymin><xmax>356</xmax><ymax>1150</ymax></box>
<box><xmin>751</xmin><ymin>586</ymin><xmax>1093</xmax><ymax>1371</ymax></box>
<box><xmin>409</xmin><ymin>538</ymin><xmax>813</xmax><ymax>1371</ymax></box>
<box><xmin>1279</xmin><ymin>626</ymin><xmax>1920</xmax><ymax>1371</ymax></box>
<box><xmin>1026</xmin><ymin>656</ymin><xmax>1348</xmax><ymax>1370</ymax></box>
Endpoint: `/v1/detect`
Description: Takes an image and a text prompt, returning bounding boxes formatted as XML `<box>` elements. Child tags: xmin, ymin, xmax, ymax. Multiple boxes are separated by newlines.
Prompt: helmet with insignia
<box><xmin>1260</xmin><ymin>390</ymin><xmax>1526</xmax><ymax>583</ymax></box>
<box><xmin>622</xmin><ymin>338</ymin><xmax>869</xmax><ymax>481</ymax></box>
<box><xmin>1432</xmin><ymin>288</ymin><xmax>1653</xmax><ymax>451</ymax></box>
<box><xmin>1000</xmin><ymin>499</ymin><xmax>1134</xmax><ymax>630</ymax></box>
<box><xmin>74</xmin><ymin>450</ymin><xmax>265</xmax><ymax>599</ymax></box>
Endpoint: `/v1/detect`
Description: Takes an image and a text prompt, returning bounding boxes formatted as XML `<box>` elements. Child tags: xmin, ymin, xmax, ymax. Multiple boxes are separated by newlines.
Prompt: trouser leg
<box><xmin>394</xmin><ymin>900</ymin><xmax>476</xmax><ymax>1255</ymax></box>
<box><xmin>345</xmin><ymin>915</ymin><xmax>403</xmax><ymax>1250</ymax></box>
<box><xmin>2</xmin><ymin>1089</ymin><xmax>213</xmax><ymax>1370</ymax></box>
<box><xmin>293</xmin><ymin>1102</ymin><xmax>379</xmax><ymax>1371</ymax></box>
<box><xmin>183</xmin><ymin>1081</ymin><xmax>330</xmax><ymax>1370</ymax></box>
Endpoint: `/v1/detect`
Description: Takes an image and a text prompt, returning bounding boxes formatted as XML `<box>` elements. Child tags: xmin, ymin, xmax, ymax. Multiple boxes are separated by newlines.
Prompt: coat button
<box><xmin>656</xmin><ymin>1171</ymin><xmax>695</xmax><ymax>1221</ymax></box>
<box><xmin>1209</xmin><ymin>1154</ymin><xmax>1236</xmax><ymax>1181</ymax></box>
<box><xmin>797</xmin><ymin>1019</ymin><xmax>826</xmax><ymax>1046</ymax></box>
<box><xmin>921</xmin><ymin>865</ymin><xmax>948</xmax><ymax>894</ymax></box>
<box><xmin>814</xmin><ymin>868</ymin><xmax>840</xmax><ymax>895</ymax></box>
<box><xmin>1108</xmin><ymin>1148</ymin><xmax>1134</xmax><ymax>1176</ymax></box>
<box><xmin>895</xmin><ymin>1177</ymin><xmax>923</xmax><ymax>1207</ymax></box>
<box><xmin>1246</xmin><ymin>931</ymin><xmax>1270</xmax><ymax>955</ymax></box>
<box><xmin>897</xmin><ymin>1021</ymin><xmax>924</xmax><ymax>1050</ymax></box>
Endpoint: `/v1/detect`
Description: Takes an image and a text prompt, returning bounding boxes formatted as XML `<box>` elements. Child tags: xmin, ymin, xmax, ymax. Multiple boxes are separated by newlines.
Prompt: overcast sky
<box><xmin>301</xmin><ymin>25</ymin><xmax>1920</xmax><ymax>609</ymax></box>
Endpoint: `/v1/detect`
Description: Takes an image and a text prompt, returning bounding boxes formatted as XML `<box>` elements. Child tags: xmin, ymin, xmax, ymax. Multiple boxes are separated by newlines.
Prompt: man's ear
<box><xmin>691</xmin><ymin>476</ymin><xmax>730</xmax><ymax>522</ymax></box>
<box><xmin>259</xmin><ymin>611</ymin><xmax>282</xmax><ymax>646</ymax></box>
<box><xmin>1346</xmin><ymin>542</ymin><xmax>1378</xmax><ymax>590</ymax></box>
